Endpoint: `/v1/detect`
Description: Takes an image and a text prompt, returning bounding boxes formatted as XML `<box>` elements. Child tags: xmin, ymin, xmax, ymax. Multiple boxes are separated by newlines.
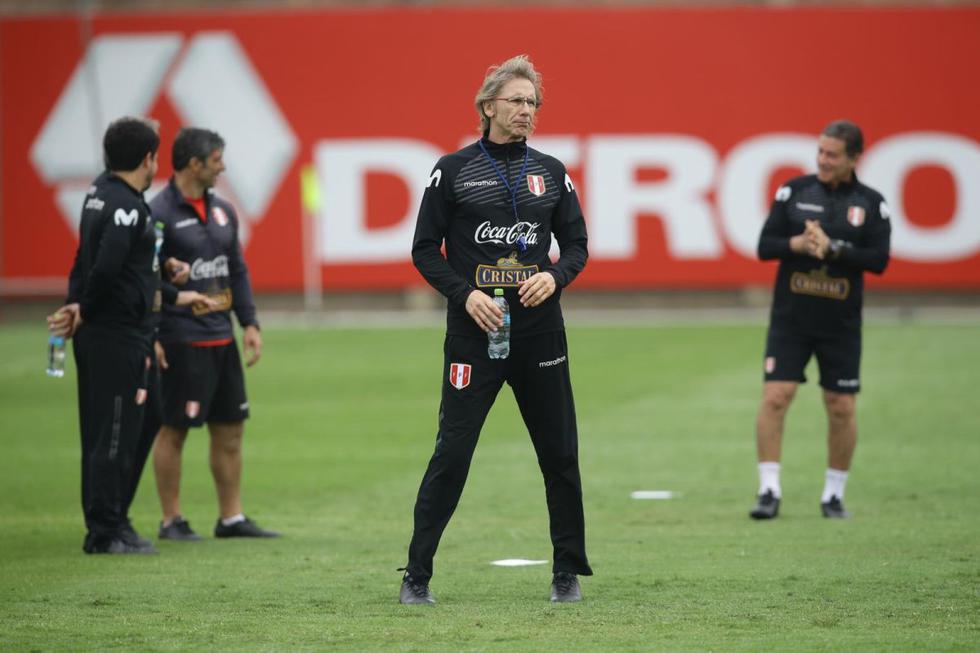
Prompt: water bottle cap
<box><xmin>494</xmin><ymin>288</ymin><xmax>504</xmax><ymax>296</ymax></box>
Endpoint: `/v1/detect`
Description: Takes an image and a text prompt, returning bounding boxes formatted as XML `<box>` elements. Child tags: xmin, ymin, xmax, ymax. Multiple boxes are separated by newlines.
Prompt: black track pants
<box><xmin>406</xmin><ymin>331</ymin><xmax>592</xmax><ymax>581</ymax></box>
<box><xmin>73</xmin><ymin>327</ymin><xmax>153</xmax><ymax>546</ymax></box>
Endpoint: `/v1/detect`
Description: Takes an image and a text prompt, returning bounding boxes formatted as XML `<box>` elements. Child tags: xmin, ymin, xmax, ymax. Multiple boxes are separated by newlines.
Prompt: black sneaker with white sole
<box><xmin>159</xmin><ymin>516</ymin><xmax>203</xmax><ymax>541</ymax></box>
<box><xmin>85</xmin><ymin>536</ymin><xmax>158</xmax><ymax>555</ymax></box>
<box><xmin>749</xmin><ymin>489</ymin><xmax>781</xmax><ymax>520</ymax></box>
<box><xmin>550</xmin><ymin>572</ymin><xmax>582</xmax><ymax>603</ymax></box>
<box><xmin>214</xmin><ymin>516</ymin><xmax>280</xmax><ymax>538</ymax></box>
<box><xmin>399</xmin><ymin>573</ymin><xmax>436</xmax><ymax>605</ymax></box>
<box><xmin>821</xmin><ymin>496</ymin><xmax>851</xmax><ymax>519</ymax></box>
<box><xmin>122</xmin><ymin>519</ymin><xmax>154</xmax><ymax>548</ymax></box>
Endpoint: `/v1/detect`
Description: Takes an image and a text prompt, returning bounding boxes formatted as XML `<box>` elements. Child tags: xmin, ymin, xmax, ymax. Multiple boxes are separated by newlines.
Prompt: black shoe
<box><xmin>214</xmin><ymin>516</ymin><xmax>280</xmax><ymax>538</ymax></box>
<box><xmin>821</xmin><ymin>496</ymin><xmax>851</xmax><ymax>519</ymax></box>
<box><xmin>749</xmin><ymin>489</ymin><xmax>781</xmax><ymax>519</ymax></box>
<box><xmin>121</xmin><ymin>520</ymin><xmax>153</xmax><ymax>548</ymax></box>
<box><xmin>159</xmin><ymin>516</ymin><xmax>203</xmax><ymax>541</ymax></box>
<box><xmin>550</xmin><ymin>572</ymin><xmax>582</xmax><ymax>603</ymax></box>
<box><xmin>86</xmin><ymin>537</ymin><xmax>158</xmax><ymax>555</ymax></box>
<box><xmin>399</xmin><ymin>573</ymin><xmax>436</xmax><ymax>605</ymax></box>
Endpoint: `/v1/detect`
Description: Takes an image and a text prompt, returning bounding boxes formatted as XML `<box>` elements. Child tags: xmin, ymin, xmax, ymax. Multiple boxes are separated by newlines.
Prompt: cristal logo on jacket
<box><xmin>474</xmin><ymin>221</ymin><xmax>541</xmax><ymax>246</ymax></box>
<box><xmin>190</xmin><ymin>255</ymin><xmax>230</xmax><ymax>280</ymax></box>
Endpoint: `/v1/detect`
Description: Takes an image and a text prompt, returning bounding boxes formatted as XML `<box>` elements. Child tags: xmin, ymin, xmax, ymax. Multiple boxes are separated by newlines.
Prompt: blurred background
<box><xmin>2</xmin><ymin>0</ymin><xmax>978</xmax><ymax>324</ymax></box>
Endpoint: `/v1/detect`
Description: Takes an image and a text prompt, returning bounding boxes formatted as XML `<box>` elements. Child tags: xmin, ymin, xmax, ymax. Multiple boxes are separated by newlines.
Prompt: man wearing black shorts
<box><xmin>48</xmin><ymin>117</ymin><xmax>213</xmax><ymax>554</ymax></box>
<box><xmin>399</xmin><ymin>55</ymin><xmax>592</xmax><ymax>604</ymax></box>
<box><xmin>750</xmin><ymin>120</ymin><xmax>891</xmax><ymax>520</ymax></box>
<box><xmin>149</xmin><ymin>127</ymin><xmax>277</xmax><ymax>540</ymax></box>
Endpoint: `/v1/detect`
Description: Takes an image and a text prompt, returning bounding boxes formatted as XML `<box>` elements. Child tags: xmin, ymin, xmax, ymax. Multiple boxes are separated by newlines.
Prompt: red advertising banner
<box><xmin>3</xmin><ymin>7</ymin><xmax>979</xmax><ymax>292</ymax></box>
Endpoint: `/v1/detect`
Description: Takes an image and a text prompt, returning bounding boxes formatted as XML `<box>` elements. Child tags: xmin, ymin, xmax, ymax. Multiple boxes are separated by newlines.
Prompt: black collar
<box><xmin>480</xmin><ymin>130</ymin><xmax>527</xmax><ymax>159</ymax></box>
<box><xmin>168</xmin><ymin>176</ymin><xmax>210</xmax><ymax>210</ymax></box>
<box><xmin>104</xmin><ymin>171</ymin><xmax>145</xmax><ymax>199</ymax></box>
<box><xmin>820</xmin><ymin>172</ymin><xmax>859</xmax><ymax>194</ymax></box>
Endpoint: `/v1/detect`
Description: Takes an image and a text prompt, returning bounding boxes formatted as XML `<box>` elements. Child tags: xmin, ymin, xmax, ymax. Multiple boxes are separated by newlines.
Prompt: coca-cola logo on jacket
<box><xmin>474</xmin><ymin>221</ymin><xmax>541</xmax><ymax>246</ymax></box>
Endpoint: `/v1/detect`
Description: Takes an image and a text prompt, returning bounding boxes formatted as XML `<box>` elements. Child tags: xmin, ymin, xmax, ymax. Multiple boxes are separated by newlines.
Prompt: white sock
<box><xmin>758</xmin><ymin>462</ymin><xmax>781</xmax><ymax>498</ymax></box>
<box><xmin>821</xmin><ymin>468</ymin><xmax>849</xmax><ymax>503</ymax></box>
<box><xmin>221</xmin><ymin>513</ymin><xmax>246</xmax><ymax>527</ymax></box>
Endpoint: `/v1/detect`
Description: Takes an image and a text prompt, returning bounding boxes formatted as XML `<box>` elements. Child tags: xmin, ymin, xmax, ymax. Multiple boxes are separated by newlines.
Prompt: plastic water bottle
<box><xmin>46</xmin><ymin>334</ymin><xmax>66</xmax><ymax>377</ymax></box>
<box><xmin>487</xmin><ymin>288</ymin><xmax>510</xmax><ymax>359</ymax></box>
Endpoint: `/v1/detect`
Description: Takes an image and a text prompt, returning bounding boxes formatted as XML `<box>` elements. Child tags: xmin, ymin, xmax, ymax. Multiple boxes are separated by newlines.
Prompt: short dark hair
<box><xmin>172</xmin><ymin>127</ymin><xmax>225</xmax><ymax>171</ymax></box>
<box><xmin>822</xmin><ymin>120</ymin><xmax>864</xmax><ymax>158</ymax></box>
<box><xmin>103</xmin><ymin>117</ymin><xmax>160</xmax><ymax>172</ymax></box>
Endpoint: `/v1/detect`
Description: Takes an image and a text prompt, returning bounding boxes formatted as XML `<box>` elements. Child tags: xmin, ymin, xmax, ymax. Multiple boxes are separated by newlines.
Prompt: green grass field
<box><xmin>0</xmin><ymin>319</ymin><xmax>977</xmax><ymax>651</ymax></box>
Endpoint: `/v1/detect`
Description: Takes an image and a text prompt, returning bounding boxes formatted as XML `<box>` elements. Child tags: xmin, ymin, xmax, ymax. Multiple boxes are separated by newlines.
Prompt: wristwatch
<box><xmin>828</xmin><ymin>239</ymin><xmax>846</xmax><ymax>260</ymax></box>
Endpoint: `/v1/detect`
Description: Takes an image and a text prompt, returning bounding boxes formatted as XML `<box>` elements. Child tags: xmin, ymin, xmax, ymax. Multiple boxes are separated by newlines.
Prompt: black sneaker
<box><xmin>399</xmin><ymin>573</ymin><xmax>435</xmax><ymax>605</ymax></box>
<box><xmin>214</xmin><ymin>516</ymin><xmax>280</xmax><ymax>538</ymax></box>
<box><xmin>159</xmin><ymin>516</ymin><xmax>203</xmax><ymax>541</ymax></box>
<box><xmin>749</xmin><ymin>489</ymin><xmax>781</xmax><ymax>519</ymax></box>
<box><xmin>821</xmin><ymin>496</ymin><xmax>851</xmax><ymax>519</ymax></box>
<box><xmin>121</xmin><ymin>520</ymin><xmax>153</xmax><ymax>548</ymax></box>
<box><xmin>86</xmin><ymin>537</ymin><xmax>158</xmax><ymax>555</ymax></box>
<box><xmin>550</xmin><ymin>572</ymin><xmax>582</xmax><ymax>603</ymax></box>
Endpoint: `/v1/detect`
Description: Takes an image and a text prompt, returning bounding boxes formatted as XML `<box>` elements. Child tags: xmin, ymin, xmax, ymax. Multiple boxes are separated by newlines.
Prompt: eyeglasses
<box><xmin>495</xmin><ymin>96</ymin><xmax>539</xmax><ymax>109</ymax></box>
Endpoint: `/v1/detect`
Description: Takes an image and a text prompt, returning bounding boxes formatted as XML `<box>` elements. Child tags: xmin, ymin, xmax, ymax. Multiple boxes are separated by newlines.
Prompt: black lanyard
<box><xmin>478</xmin><ymin>139</ymin><xmax>529</xmax><ymax>252</ymax></box>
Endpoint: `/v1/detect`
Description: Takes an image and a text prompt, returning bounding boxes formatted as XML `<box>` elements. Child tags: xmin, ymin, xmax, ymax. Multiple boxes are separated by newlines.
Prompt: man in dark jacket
<box><xmin>399</xmin><ymin>55</ymin><xmax>592</xmax><ymax>605</ymax></box>
<box><xmin>48</xmin><ymin>117</ymin><xmax>212</xmax><ymax>554</ymax></box>
<box><xmin>749</xmin><ymin>120</ymin><xmax>891</xmax><ymax>521</ymax></box>
<box><xmin>148</xmin><ymin>128</ymin><xmax>276</xmax><ymax>542</ymax></box>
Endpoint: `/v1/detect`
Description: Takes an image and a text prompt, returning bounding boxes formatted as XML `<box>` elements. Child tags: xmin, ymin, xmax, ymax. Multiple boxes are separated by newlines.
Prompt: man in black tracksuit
<box><xmin>148</xmin><ymin>127</ymin><xmax>275</xmax><ymax>541</ymax></box>
<box><xmin>49</xmin><ymin>117</ymin><xmax>210</xmax><ymax>554</ymax></box>
<box><xmin>399</xmin><ymin>55</ymin><xmax>592</xmax><ymax>605</ymax></box>
<box><xmin>749</xmin><ymin>120</ymin><xmax>891</xmax><ymax>521</ymax></box>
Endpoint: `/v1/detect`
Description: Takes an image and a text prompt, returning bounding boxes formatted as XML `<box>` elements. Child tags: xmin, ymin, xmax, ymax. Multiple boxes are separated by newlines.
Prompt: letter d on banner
<box><xmin>315</xmin><ymin>138</ymin><xmax>443</xmax><ymax>263</ymax></box>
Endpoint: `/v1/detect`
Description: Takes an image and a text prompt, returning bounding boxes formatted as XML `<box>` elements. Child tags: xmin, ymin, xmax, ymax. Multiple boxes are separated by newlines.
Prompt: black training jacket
<box><xmin>758</xmin><ymin>173</ymin><xmax>891</xmax><ymax>333</ymax></box>
<box><xmin>67</xmin><ymin>171</ymin><xmax>176</xmax><ymax>346</ymax></box>
<box><xmin>149</xmin><ymin>178</ymin><xmax>258</xmax><ymax>344</ymax></box>
<box><xmin>412</xmin><ymin>135</ymin><xmax>588</xmax><ymax>339</ymax></box>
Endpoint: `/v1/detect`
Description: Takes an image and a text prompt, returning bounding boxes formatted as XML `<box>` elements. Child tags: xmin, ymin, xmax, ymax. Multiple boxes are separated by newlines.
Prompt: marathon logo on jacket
<box><xmin>847</xmin><ymin>206</ymin><xmax>865</xmax><ymax>227</ymax></box>
<box><xmin>790</xmin><ymin>266</ymin><xmax>850</xmax><ymax>300</ymax></box>
<box><xmin>190</xmin><ymin>255</ymin><xmax>230</xmax><ymax>280</ymax></box>
<box><xmin>474</xmin><ymin>221</ymin><xmax>541</xmax><ymax>247</ymax></box>
<box><xmin>449</xmin><ymin>363</ymin><xmax>471</xmax><ymax>390</ymax></box>
<box><xmin>527</xmin><ymin>175</ymin><xmax>546</xmax><ymax>196</ymax></box>
<box><xmin>84</xmin><ymin>197</ymin><xmax>104</xmax><ymax>211</ymax></box>
<box><xmin>476</xmin><ymin>252</ymin><xmax>539</xmax><ymax>288</ymax></box>
<box><xmin>213</xmin><ymin>206</ymin><xmax>230</xmax><ymax>227</ymax></box>
<box><xmin>796</xmin><ymin>202</ymin><xmax>824</xmax><ymax>213</ymax></box>
<box><xmin>175</xmin><ymin>217</ymin><xmax>197</xmax><ymax>229</ymax></box>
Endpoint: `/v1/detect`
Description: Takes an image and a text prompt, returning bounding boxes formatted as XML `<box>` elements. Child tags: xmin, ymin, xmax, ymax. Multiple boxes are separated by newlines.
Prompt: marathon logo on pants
<box><xmin>449</xmin><ymin>363</ymin><xmax>471</xmax><ymax>390</ymax></box>
<box><xmin>186</xmin><ymin>400</ymin><xmax>200</xmax><ymax>419</ymax></box>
